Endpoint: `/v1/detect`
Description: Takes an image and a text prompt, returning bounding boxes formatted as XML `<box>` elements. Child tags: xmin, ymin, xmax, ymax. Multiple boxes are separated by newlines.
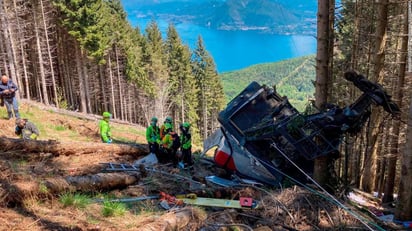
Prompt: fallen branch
<box><xmin>0</xmin><ymin>137</ymin><xmax>148</xmax><ymax>157</ymax></box>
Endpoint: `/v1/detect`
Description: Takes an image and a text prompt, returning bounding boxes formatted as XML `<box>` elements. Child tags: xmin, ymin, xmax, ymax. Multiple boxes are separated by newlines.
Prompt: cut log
<box><xmin>0</xmin><ymin>137</ymin><xmax>148</xmax><ymax>157</ymax></box>
<box><xmin>136</xmin><ymin>207</ymin><xmax>206</xmax><ymax>231</ymax></box>
<box><xmin>44</xmin><ymin>172</ymin><xmax>140</xmax><ymax>193</ymax></box>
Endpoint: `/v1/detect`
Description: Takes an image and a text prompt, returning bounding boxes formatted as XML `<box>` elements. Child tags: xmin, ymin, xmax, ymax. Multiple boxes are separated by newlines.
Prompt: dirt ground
<box><xmin>0</xmin><ymin>102</ymin><xmax>400</xmax><ymax>231</ymax></box>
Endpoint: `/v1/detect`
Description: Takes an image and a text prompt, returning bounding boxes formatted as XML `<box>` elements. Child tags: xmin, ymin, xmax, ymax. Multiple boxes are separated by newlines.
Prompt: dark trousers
<box><xmin>149</xmin><ymin>142</ymin><xmax>159</xmax><ymax>154</ymax></box>
<box><xmin>4</xmin><ymin>97</ymin><xmax>19</xmax><ymax>119</ymax></box>
<box><xmin>158</xmin><ymin>147</ymin><xmax>178</xmax><ymax>165</ymax></box>
<box><xmin>181</xmin><ymin>148</ymin><xmax>193</xmax><ymax>166</ymax></box>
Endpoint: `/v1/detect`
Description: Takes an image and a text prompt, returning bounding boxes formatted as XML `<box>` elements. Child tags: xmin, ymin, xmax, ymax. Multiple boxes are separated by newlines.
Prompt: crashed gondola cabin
<box><xmin>203</xmin><ymin>71</ymin><xmax>400</xmax><ymax>186</ymax></box>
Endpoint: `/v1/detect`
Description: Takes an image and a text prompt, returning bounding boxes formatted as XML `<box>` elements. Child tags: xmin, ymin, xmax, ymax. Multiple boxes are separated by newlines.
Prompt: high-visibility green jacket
<box><xmin>180</xmin><ymin>132</ymin><xmax>191</xmax><ymax>150</ymax></box>
<box><xmin>162</xmin><ymin>133</ymin><xmax>173</xmax><ymax>149</ymax></box>
<box><xmin>99</xmin><ymin>119</ymin><xmax>111</xmax><ymax>143</ymax></box>
<box><xmin>146</xmin><ymin>125</ymin><xmax>160</xmax><ymax>143</ymax></box>
<box><xmin>160</xmin><ymin>122</ymin><xmax>173</xmax><ymax>139</ymax></box>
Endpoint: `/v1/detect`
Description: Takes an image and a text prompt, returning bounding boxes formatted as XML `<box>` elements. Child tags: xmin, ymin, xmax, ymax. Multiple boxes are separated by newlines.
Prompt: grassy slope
<box><xmin>0</xmin><ymin>101</ymin><xmax>146</xmax><ymax>143</ymax></box>
<box><xmin>220</xmin><ymin>55</ymin><xmax>316</xmax><ymax>111</ymax></box>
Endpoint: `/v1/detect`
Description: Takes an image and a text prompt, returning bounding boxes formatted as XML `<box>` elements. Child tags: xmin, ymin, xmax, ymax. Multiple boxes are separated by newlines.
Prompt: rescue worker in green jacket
<box><xmin>146</xmin><ymin>117</ymin><xmax>160</xmax><ymax>157</ymax></box>
<box><xmin>179</xmin><ymin>122</ymin><xmax>193</xmax><ymax>167</ymax></box>
<box><xmin>99</xmin><ymin>112</ymin><xmax>112</xmax><ymax>143</ymax></box>
<box><xmin>15</xmin><ymin>118</ymin><xmax>39</xmax><ymax>140</ymax></box>
<box><xmin>160</xmin><ymin>116</ymin><xmax>173</xmax><ymax>140</ymax></box>
<box><xmin>161</xmin><ymin>123</ymin><xmax>179</xmax><ymax>165</ymax></box>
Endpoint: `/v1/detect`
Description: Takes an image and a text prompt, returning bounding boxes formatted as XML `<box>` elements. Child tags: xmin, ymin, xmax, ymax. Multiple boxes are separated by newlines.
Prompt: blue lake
<box><xmin>126</xmin><ymin>17</ymin><xmax>317</xmax><ymax>73</ymax></box>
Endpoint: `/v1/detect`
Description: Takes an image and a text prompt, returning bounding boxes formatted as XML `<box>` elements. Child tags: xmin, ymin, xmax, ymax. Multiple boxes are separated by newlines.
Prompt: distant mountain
<box><xmin>123</xmin><ymin>0</ymin><xmax>317</xmax><ymax>35</ymax></box>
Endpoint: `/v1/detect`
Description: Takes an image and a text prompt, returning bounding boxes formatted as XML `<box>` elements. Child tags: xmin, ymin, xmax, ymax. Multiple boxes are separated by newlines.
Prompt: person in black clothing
<box><xmin>179</xmin><ymin>122</ymin><xmax>193</xmax><ymax>168</ymax></box>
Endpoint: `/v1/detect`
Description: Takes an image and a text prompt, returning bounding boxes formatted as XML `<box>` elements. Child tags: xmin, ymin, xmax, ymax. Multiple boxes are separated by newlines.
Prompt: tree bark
<box><xmin>32</xmin><ymin>0</ymin><xmax>49</xmax><ymax>105</ymax></box>
<box><xmin>3</xmin><ymin>2</ymin><xmax>22</xmax><ymax>99</ymax></box>
<box><xmin>99</xmin><ymin>64</ymin><xmax>108</xmax><ymax>112</ymax></box>
<box><xmin>44</xmin><ymin>172</ymin><xmax>140</xmax><ymax>193</ymax></box>
<box><xmin>75</xmin><ymin>45</ymin><xmax>87</xmax><ymax>112</ymax></box>
<box><xmin>39</xmin><ymin>0</ymin><xmax>58</xmax><ymax>107</ymax></box>
<box><xmin>82</xmin><ymin>56</ymin><xmax>92</xmax><ymax>113</ymax></box>
<box><xmin>0</xmin><ymin>2</ymin><xmax>18</xmax><ymax>93</ymax></box>
<box><xmin>361</xmin><ymin>0</ymin><xmax>389</xmax><ymax>193</ymax></box>
<box><xmin>115</xmin><ymin>45</ymin><xmax>125</xmax><ymax>120</ymax></box>
<box><xmin>383</xmin><ymin>4</ymin><xmax>408</xmax><ymax>202</ymax></box>
<box><xmin>313</xmin><ymin>0</ymin><xmax>333</xmax><ymax>188</ymax></box>
<box><xmin>396</xmin><ymin>93</ymin><xmax>412</xmax><ymax>220</ymax></box>
<box><xmin>108</xmin><ymin>55</ymin><xmax>117</xmax><ymax>118</ymax></box>
<box><xmin>0</xmin><ymin>137</ymin><xmax>148</xmax><ymax>157</ymax></box>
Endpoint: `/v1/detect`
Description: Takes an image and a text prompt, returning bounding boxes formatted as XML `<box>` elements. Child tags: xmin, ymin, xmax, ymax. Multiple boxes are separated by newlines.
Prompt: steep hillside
<box><xmin>0</xmin><ymin>100</ymin><xmax>145</xmax><ymax>144</ymax></box>
<box><xmin>0</xmin><ymin>101</ymin><xmax>394</xmax><ymax>230</ymax></box>
<box><xmin>220</xmin><ymin>55</ymin><xmax>316</xmax><ymax>111</ymax></box>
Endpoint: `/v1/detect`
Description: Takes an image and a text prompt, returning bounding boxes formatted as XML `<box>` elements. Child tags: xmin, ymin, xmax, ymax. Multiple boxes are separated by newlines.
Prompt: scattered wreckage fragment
<box><xmin>203</xmin><ymin>71</ymin><xmax>400</xmax><ymax>186</ymax></box>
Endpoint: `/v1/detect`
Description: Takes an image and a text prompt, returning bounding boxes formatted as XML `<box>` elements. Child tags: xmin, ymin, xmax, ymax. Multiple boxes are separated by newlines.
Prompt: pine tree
<box><xmin>192</xmin><ymin>36</ymin><xmax>224</xmax><ymax>140</ymax></box>
<box><xmin>141</xmin><ymin>20</ymin><xmax>169</xmax><ymax>120</ymax></box>
<box><xmin>165</xmin><ymin>24</ymin><xmax>198</xmax><ymax>130</ymax></box>
<box><xmin>54</xmin><ymin>0</ymin><xmax>111</xmax><ymax>62</ymax></box>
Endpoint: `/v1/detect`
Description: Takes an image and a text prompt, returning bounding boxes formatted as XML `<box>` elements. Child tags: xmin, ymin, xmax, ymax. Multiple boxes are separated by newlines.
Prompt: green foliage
<box><xmin>165</xmin><ymin>24</ymin><xmax>199</xmax><ymax>137</ymax></box>
<box><xmin>53</xmin><ymin>0</ymin><xmax>112</xmax><ymax>62</ymax></box>
<box><xmin>59</xmin><ymin>192</ymin><xmax>91</xmax><ymax>209</ymax></box>
<box><xmin>192</xmin><ymin>36</ymin><xmax>225</xmax><ymax>140</ymax></box>
<box><xmin>102</xmin><ymin>201</ymin><xmax>127</xmax><ymax>217</ymax></box>
<box><xmin>220</xmin><ymin>55</ymin><xmax>315</xmax><ymax>111</ymax></box>
<box><xmin>140</xmin><ymin>20</ymin><xmax>169</xmax><ymax>97</ymax></box>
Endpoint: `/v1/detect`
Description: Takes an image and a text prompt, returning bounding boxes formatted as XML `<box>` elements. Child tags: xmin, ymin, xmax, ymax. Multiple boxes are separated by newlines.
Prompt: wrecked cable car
<box><xmin>203</xmin><ymin>71</ymin><xmax>400</xmax><ymax>186</ymax></box>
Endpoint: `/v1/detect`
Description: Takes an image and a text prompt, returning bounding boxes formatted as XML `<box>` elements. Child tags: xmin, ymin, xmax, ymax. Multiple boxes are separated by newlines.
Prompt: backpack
<box><xmin>170</xmin><ymin>132</ymin><xmax>180</xmax><ymax>150</ymax></box>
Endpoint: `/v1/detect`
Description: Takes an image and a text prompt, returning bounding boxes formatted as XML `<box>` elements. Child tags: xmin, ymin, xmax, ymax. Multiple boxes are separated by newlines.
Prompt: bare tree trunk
<box><xmin>115</xmin><ymin>45</ymin><xmax>125</xmax><ymax>120</ymax></box>
<box><xmin>383</xmin><ymin>3</ymin><xmax>408</xmax><ymax>202</ymax></box>
<box><xmin>3</xmin><ymin>2</ymin><xmax>22</xmax><ymax>100</ymax></box>
<box><xmin>13</xmin><ymin>0</ymin><xmax>31</xmax><ymax>100</ymax></box>
<box><xmin>128</xmin><ymin>86</ymin><xmax>132</xmax><ymax>122</ymax></box>
<box><xmin>99</xmin><ymin>65</ymin><xmax>108</xmax><ymax>112</ymax></box>
<box><xmin>396</xmin><ymin>93</ymin><xmax>412</xmax><ymax>220</ymax></box>
<box><xmin>0</xmin><ymin>33</ymin><xmax>9</xmax><ymax>76</ymax></box>
<box><xmin>375</xmin><ymin>133</ymin><xmax>386</xmax><ymax>196</ymax></box>
<box><xmin>56</xmin><ymin>26</ymin><xmax>70</xmax><ymax>107</ymax></box>
<box><xmin>80</xmin><ymin>52</ymin><xmax>91</xmax><ymax>113</ymax></box>
<box><xmin>314</xmin><ymin>0</ymin><xmax>333</xmax><ymax>187</ymax></box>
<box><xmin>0</xmin><ymin>3</ymin><xmax>18</xmax><ymax>93</ymax></box>
<box><xmin>361</xmin><ymin>0</ymin><xmax>388</xmax><ymax>193</ymax></box>
<box><xmin>108</xmin><ymin>55</ymin><xmax>117</xmax><ymax>118</ymax></box>
<box><xmin>32</xmin><ymin>0</ymin><xmax>50</xmax><ymax>105</ymax></box>
<box><xmin>39</xmin><ymin>0</ymin><xmax>58</xmax><ymax>107</ymax></box>
<box><xmin>75</xmin><ymin>45</ymin><xmax>87</xmax><ymax>112</ymax></box>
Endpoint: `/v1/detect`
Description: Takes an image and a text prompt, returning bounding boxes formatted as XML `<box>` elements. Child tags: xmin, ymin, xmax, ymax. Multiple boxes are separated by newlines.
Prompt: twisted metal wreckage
<box><xmin>203</xmin><ymin>70</ymin><xmax>400</xmax><ymax>186</ymax></box>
